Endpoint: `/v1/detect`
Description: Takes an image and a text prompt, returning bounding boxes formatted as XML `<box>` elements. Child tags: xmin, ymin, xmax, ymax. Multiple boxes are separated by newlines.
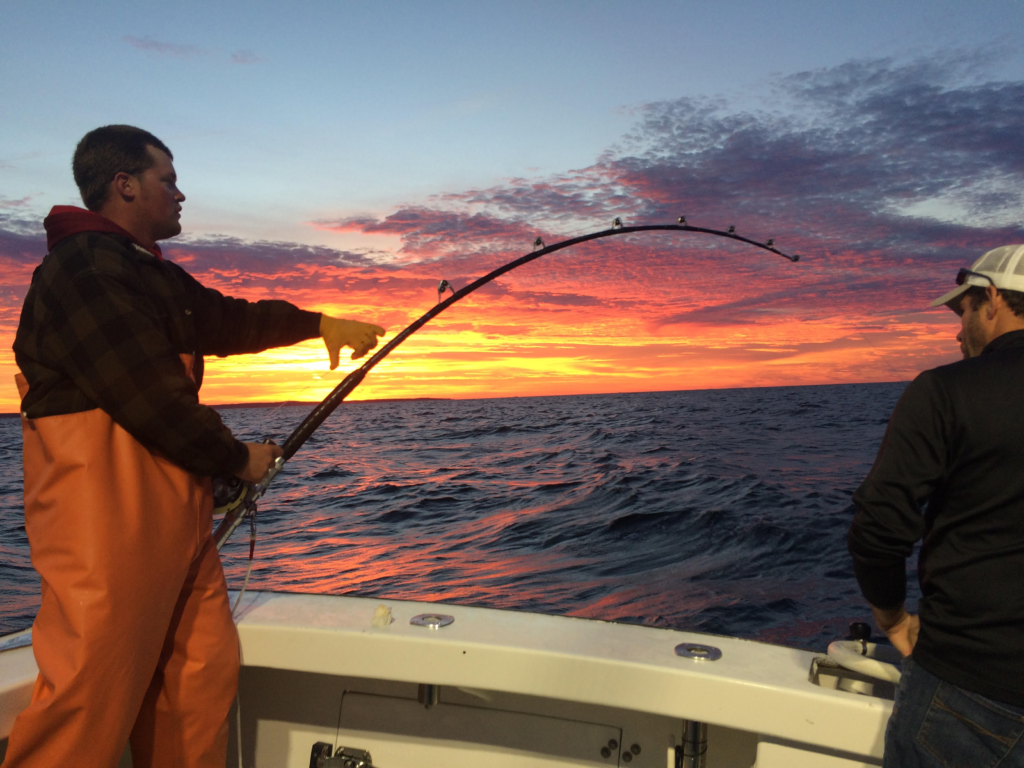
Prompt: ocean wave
<box><xmin>0</xmin><ymin>382</ymin><xmax>916</xmax><ymax>651</ymax></box>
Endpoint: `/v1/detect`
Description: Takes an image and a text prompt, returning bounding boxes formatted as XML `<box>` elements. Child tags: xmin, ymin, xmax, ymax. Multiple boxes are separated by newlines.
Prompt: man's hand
<box><xmin>871</xmin><ymin>604</ymin><xmax>920</xmax><ymax>657</ymax></box>
<box><xmin>320</xmin><ymin>315</ymin><xmax>386</xmax><ymax>369</ymax></box>
<box><xmin>236</xmin><ymin>442</ymin><xmax>284</xmax><ymax>484</ymax></box>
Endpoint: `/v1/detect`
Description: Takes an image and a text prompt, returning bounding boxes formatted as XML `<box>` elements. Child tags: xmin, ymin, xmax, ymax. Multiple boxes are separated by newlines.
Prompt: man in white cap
<box><xmin>849</xmin><ymin>245</ymin><xmax>1024</xmax><ymax>767</ymax></box>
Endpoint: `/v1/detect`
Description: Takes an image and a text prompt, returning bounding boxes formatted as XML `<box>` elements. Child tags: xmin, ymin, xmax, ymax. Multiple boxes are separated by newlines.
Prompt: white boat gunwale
<box><xmin>0</xmin><ymin>590</ymin><xmax>890</xmax><ymax>765</ymax></box>
<box><xmin>233</xmin><ymin>591</ymin><xmax>889</xmax><ymax>758</ymax></box>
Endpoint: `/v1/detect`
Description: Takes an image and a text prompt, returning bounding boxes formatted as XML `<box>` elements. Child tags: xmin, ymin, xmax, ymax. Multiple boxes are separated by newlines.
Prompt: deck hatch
<box><xmin>338</xmin><ymin>692</ymin><xmax>624</xmax><ymax>766</ymax></box>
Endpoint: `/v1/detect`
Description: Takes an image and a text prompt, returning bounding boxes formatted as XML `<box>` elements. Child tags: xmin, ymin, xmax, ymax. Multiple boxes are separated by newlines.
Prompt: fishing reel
<box><xmin>212</xmin><ymin>438</ymin><xmax>282</xmax><ymax>517</ymax></box>
<box><xmin>212</xmin><ymin>475</ymin><xmax>256</xmax><ymax>518</ymax></box>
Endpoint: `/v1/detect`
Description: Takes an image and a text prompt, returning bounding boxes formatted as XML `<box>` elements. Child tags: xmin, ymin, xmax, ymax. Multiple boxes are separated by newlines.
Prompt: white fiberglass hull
<box><xmin>0</xmin><ymin>591</ymin><xmax>888</xmax><ymax>767</ymax></box>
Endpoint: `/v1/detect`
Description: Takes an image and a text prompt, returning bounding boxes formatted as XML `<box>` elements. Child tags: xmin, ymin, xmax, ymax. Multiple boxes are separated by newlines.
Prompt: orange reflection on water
<box><xmin>221</xmin><ymin>491</ymin><xmax>582</xmax><ymax>609</ymax></box>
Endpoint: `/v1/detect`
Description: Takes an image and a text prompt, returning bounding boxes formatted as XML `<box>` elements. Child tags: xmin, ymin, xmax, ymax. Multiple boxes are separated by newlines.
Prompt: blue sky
<box><xmin>2</xmin><ymin>0</ymin><xmax>1021</xmax><ymax>246</ymax></box>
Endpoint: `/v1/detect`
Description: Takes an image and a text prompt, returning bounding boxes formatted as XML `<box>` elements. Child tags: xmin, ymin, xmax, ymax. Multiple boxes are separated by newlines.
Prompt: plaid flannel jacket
<box><xmin>14</xmin><ymin>231</ymin><xmax>322</xmax><ymax>477</ymax></box>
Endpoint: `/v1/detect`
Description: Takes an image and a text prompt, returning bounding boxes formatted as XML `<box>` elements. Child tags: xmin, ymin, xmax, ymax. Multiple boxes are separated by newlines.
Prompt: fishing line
<box><xmin>230</xmin><ymin>513</ymin><xmax>258</xmax><ymax>616</ymax></box>
<box><xmin>214</xmin><ymin>218</ymin><xmax>800</xmax><ymax>551</ymax></box>
<box><xmin>264</xmin><ymin>385</ymin><xmax>313</xmax><ymax>420</ymax></box>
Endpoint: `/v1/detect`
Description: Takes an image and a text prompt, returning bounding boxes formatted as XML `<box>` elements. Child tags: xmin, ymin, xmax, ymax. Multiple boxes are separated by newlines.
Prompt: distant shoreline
<box><xmin>0</xmin><ymin>396</ymin><xmax>452</xmax><ymax>418</ymax></box>
<box><xmin>210</xmin><ymin>397</ymin><xmax>450</xmax><ymax>410</ymax></box>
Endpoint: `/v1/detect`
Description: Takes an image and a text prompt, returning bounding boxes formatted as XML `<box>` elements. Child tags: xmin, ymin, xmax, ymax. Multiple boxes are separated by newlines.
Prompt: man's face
<box><xmin>956</xmin><ymin>294</ymin><xmax>989</xmax><ymax>359</ymax></box>
<box><xmin>135</xmin><ymin>146</ymin><xmax>184</xmax><ymax>241</ymax></box>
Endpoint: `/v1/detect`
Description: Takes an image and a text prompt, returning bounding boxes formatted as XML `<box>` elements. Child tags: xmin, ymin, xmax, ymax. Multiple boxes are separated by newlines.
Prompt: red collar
<box><xmin>43</xmin><ymin>206</ymin><xmax>163</xmax><ymax>259</ymax></box>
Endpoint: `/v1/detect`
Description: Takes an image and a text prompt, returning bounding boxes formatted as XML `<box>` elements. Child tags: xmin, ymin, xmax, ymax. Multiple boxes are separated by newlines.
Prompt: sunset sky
<box><xmin>1</xmin><ymin>1</ymin><xmax>1022</xmax><ymax>410</ymax></box>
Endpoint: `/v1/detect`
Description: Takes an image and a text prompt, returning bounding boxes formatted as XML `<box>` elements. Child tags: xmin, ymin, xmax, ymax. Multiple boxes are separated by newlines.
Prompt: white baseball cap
<box><xmin>931</xmin><ymin>244</ymin><xmax>1024</xmax><ymax>308</ymax></box>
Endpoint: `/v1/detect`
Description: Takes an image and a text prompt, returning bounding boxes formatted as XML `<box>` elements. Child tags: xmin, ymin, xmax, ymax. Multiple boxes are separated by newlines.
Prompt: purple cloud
<box><xmin>0</xmin><ymin>196</ymin><xmax>32</xmax><ymax>209</ymax></box>
<box><xmin>612</xmin><ymin>55</ymin><xmax>1024</xmax><ymax>245</ymax></box>
<box><xmin>123</xmin><ymin>36</ymin><xmax>204</xmax><ymax>58</ymax></box>
<box><xmin>370</xmin><ymin>52</ymin><xmax>1022</xmax><ymax>314</ymax></box>
<box><xmin>230</xmin><ymin>49</ymin><xmax>261</xmax><ymax>65</ymax></box>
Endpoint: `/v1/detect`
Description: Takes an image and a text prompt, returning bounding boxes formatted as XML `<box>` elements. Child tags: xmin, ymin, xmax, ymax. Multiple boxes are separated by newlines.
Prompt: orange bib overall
<box><xmin>3</xmin><ymin>365</ymin><xmax>239</xmax><ymax>768</ymax></box>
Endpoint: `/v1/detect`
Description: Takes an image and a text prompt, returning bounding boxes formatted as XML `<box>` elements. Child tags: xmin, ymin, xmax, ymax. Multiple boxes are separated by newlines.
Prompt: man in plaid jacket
<box><xmin>5</xmin><ymin>125</ymin><xmax>385</xmax><ymax>768</ymax></box>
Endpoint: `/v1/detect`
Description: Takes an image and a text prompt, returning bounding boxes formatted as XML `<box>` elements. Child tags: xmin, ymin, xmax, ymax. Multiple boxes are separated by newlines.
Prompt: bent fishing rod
<box><xmin>214</xmin><ymin>217</ymin><xmax>800</xmax><ymax>550</ymax></box>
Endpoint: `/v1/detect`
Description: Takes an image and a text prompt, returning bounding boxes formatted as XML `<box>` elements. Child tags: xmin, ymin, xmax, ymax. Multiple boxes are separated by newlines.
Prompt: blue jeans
<box><xmin>884</xmin><ymin>657</ymin><xmax>1024</xmax><ymax>767</ymax></box>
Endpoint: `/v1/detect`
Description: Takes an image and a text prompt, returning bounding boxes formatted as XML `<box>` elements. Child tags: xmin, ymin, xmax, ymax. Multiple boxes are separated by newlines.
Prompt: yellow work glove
<box><xmin>320</xmin><ymin>315</ymin><xmax>386</xmax><ymax>369</ymax></box>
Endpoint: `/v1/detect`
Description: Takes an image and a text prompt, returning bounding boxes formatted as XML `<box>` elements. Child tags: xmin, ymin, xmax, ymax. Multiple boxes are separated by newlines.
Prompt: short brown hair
<box><xmin>963</xmin><ymin>286</ymin><xmax>1024</xmax><ymax>318</ymax></box>
<box><xmin>72</xmin><ymin>125</ymin><xmax>173</xmax><ymax>211</ymax></box>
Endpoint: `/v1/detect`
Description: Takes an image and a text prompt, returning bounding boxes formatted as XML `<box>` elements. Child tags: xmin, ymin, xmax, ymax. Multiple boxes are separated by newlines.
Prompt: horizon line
<box><xmin>0</xmin><ymin>378</ymin><xmax>912</xmax><ymax>418</ymax></box>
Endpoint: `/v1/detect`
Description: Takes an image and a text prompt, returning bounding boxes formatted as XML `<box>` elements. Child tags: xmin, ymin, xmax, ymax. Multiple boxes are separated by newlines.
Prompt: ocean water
<box><xmin>0</xmin><ymin>382</ymin><xmax>918</xmax><ymax>651</ymax></box>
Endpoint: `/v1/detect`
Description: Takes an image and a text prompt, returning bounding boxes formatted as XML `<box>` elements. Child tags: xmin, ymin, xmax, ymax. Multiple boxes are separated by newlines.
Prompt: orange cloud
<box><xmin>0</xmin><ymin>216</ymin><xmax>967</xmax><ymax>413</ymax></box>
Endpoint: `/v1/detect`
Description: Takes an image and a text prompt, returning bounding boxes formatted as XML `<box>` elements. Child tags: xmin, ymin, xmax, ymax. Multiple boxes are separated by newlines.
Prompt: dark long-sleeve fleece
<box><xmin>849</xmin><ymin>330</ymin><xmax>1024</xmax><ymax>707</ymax></box>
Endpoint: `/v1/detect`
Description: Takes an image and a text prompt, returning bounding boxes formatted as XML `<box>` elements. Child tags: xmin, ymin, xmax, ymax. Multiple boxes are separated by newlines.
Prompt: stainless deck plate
<box><xmin>674</xmin><ymin>643</ymin><xmax>722</xmax><ymax>661</ymax></box>
<box><xmin>410</xmin><ymin>613</ymin><xmax>455</xmax><ymax>629</ymax></box>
